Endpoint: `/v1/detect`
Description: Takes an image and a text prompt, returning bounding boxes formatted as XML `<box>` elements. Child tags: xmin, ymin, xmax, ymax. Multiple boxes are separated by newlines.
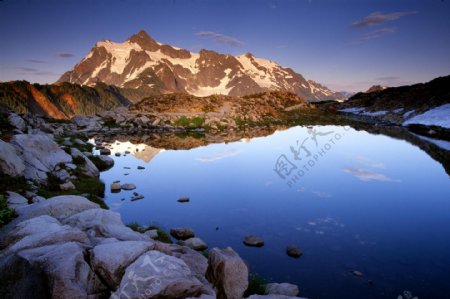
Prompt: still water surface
<box><xmin>97</xmin><ymin>125</ymin><xmax>450</xmax><ymax>299</ymax></box>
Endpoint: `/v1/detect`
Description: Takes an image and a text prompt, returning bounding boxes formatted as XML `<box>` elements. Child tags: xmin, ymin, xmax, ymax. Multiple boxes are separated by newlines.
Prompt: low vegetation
<box><xmin>244</xmin><ymin>273</ymin><xmax>267</xmax><ymax>297</ymax></box>
<box><xmin>0</xmin><ymin>195</ymin><xmax>16</xmax><ymax>229</ymax></box>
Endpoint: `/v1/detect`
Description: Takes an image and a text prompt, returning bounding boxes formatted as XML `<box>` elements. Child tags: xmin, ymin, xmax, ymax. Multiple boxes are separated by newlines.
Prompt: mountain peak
<box><xmin>59</xmin><ymin>32</ymin><xmax>342</xmax><ymax>101</ymax></box>
<box><xmin>127</xmin><ymin>30</ymin><xmax>159</xmax><ymax>51</ymax></box>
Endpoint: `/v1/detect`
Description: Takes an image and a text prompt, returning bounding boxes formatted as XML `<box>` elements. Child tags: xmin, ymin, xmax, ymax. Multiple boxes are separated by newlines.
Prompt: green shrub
<box><xmin>0</xmin><ymin>195</ymin><xmax>15</xmax><ymax>228</ymax></box>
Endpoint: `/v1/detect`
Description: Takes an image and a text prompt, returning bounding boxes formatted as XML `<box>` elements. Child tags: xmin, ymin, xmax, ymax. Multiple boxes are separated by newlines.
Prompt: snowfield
<box><xmin>403</xmin><ymin>104</ymin><xmax>450</xmax><ymax>129</ymax></box>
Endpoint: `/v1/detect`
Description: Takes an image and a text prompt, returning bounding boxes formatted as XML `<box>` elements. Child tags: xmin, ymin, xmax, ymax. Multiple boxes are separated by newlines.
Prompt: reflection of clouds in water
<box><xmin>355</xmin><ymin>156</ymin><xmax>385</xmax><ymax>169</ymax></box>
<box><xmin>312</xmin><ymin>191</ymin><xmax>332</xmax><ymax>198</ymax></box>
<box><xmin>196</xmin><ymin>149</ymin><xmax>241</xmax><ymax>162</ymax></box>
<box><xmin>354</xmin><ymin>234</ymin><xmax>377</xmax><ymax>246</ymax></box>
<box><xmin>296</xmin><ymin>217</ymin><xmax>345</xmax><ymax>235</ymax></box>
<box><xmin>344</xmin><ymin>167</ymin><xmax>400</xmax><ymax>182</ymax></box>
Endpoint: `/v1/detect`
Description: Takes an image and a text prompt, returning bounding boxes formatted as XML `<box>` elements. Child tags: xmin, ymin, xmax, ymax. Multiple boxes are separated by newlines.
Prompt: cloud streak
<box><xmin>196</xmin><ymin>149</ymin><xmax>241</xmax><ymax>162</ymax></box>
<box><xmin>196</xmin><ymin>31</ymin><xmax>243</xmax><ymax>47</ymax></box>
<box><xmin>353</xmin><ymin>28</ymin><xmax>395</xmax><ymax>44</ymax></box>
<box><xmin>352</xmin><ymin>11</ymin><xmax>417</xmax><ymax>28</ymax></box>
<box><xmin>26</xmin><ymin>59</ymin><xmax>47</xmax><ymax>64</ymax></box>
<box><xmin>344</xmin><ymin>167</ymin><xmax>400</xmax><ymax>182</ymax></box>
<box><xmin>56</xmin><ymin>52</ymin><xmax>75</xmax><ymax>58</ymax></box>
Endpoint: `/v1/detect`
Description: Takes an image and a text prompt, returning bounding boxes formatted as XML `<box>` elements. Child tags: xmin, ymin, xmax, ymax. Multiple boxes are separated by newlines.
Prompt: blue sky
<box><xmin>0</xmin><ymin>0</ymin><xmax>449</xmax><ymax>92</ymax></box>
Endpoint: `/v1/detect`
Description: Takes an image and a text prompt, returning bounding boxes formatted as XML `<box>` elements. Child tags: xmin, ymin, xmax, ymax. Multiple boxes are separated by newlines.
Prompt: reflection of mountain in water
<box><xmin>134</xmin><ymin>146</ymin><xmax>161</xmax><ymax>163</ymax></box>
<box><xmin>104</xmin><ymin>141</ymin><xmax>162</xmax><ymax>163</ymax></box>
<box><xmin>350</xmin><ymin>124</ymin><xmax>450</xmax><ymax>177</ymax></box>
<box><xmin>97</xmin><ymin>125</ymin><xmax>449</xmax><ymax>176</ymax></box>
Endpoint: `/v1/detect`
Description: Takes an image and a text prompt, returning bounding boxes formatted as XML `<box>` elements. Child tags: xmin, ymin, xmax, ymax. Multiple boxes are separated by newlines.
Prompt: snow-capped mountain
<box><xmin>58</xmin><ymin>30</ymin><xmax>342</xmax><ymax>101</ymax></box>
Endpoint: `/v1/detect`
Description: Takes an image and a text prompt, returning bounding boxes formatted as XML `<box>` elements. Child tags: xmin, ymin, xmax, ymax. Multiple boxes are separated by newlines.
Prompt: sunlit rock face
<box><xmin>58</xmin><ymin>30</ymin><xmax>343</xmax><ymax>102</ymax></box>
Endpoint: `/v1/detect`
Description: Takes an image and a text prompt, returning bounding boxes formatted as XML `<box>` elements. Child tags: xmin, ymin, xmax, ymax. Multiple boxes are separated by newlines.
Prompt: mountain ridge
<box><xmin>58</xmin><ymin>30</ymin><xmax>344</xmax><ymax>102</ymax></box>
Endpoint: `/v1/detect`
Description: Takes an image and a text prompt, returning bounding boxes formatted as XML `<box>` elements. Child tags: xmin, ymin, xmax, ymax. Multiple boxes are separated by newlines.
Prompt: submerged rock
<box><xmin>99</xmin><ymin>148</ymin><xmax>111</xmax><ymax>155</ymax></box>
<box><xmin>178</xmin><ymin>197</ymin><xmax>190</xmax><ymax>203</ymax></box>
<box><xmin>179</xmin><ymin>237</ymin><xmax>208</xmax><ymax>251</ymax></box>
<box><xmin>286</xmin><ymin>245</ymin><xmax>302</xmax><ymax>258</ymax></box>
<box><xmin>121</xmin><ymin>183</ymin><xmax>136</xmax><ymax>191</ymax></box>
<box><xmin>170</xmin><ymin>227</ymin><xmax>195</xmax><ymax>240</ymax></box>
<box><xmin>243</xmin><ymin>235</ymin><xmax>265</xmax><ymax>247</ymax></box>
<box><xmin>110</xmin><ymin>182</ymin><xmax>121</xmax><ymax>193</ymax></box>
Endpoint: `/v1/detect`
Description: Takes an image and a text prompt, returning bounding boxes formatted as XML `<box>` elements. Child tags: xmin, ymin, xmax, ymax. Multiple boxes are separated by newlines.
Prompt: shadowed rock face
<box><xmin>58</xmin><ymin>30</ymin><xmax>342</xmax><ymax>102</ymax></box>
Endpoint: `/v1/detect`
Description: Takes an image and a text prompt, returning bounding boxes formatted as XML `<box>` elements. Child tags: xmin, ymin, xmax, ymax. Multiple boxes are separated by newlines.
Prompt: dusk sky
<box><xmin>1</xmin><ymin>0</ymin><xmax>449</xmax><ymax>92</ymax></box>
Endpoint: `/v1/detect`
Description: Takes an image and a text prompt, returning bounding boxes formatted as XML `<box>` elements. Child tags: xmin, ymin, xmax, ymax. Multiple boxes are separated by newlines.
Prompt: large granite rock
<box><xmin>11</xmin><ymin>133</ymin><xmax>72</xmax><ymax>182</ymax></box>
<box><xmin>206</xmin><ymin>247</ymin><xmax>249</xmax><ymax>299</ymax></box>
<box><xmin>6</xmin><ymin>191</ymin><xmax>28</xmax><ymax>209</ymax></box>
<box><xmin>1</xmin><ymin>215</ymin><xmax>89</xmax><ymax>256</ymax></box>
<box><xmin>70</xmin><ymin>147</ymin><xmax>99</xmax><ymax>177</ymax></box>
<box><xmin>0</xmin><ymin>139</ymin><xmax>25</xmax><ymax>177</ymax></box>
<box><xmin>111</xmin><ymin>250</ymin><xmax>204</xmax><ymax>299</ymax></box>
<box><xmin>9</xmin><ymin>195</ymin><xmax>99</xmax><ymax>225</ymax></box>
<box><xmin>90</xmin><ymin>240</ymin><xmax>154</xmax><ymax>289</ymax></box>
<box><xmin>63</xmin><ymin>208</ymin><xmax>148</xmax><ymax>243</ymax></box>
<box><xmin>8</xmin><ymin>113</ymin><xmax>26</xmax><ymax>131</ymax></box>
<box><xmin>0</xmin><ymin>254</ymin><xmax>49</xmax><ymax>299</ymax></box>
<box><xmin>18</xmin><ymin>242</ymin><xmax>107</xmax><ymax>299</ymax></box>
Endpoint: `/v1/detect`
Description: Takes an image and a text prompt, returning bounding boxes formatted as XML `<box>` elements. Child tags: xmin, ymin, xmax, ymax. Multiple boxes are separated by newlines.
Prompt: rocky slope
<box><xmin>0</xmin><ymin>81</ymin><xmax>130</xmax><ymax>119</ymax></box>
<box><xmin>58</xmin><ymin>30</ymin><xmax>343</xmax><ymax>102</ymax></box>
<box><xmin>0</xmin><ymin>110</ymin><xmax>307</xmax><ymax>299</ymax></box>
<box><xmin>318</xmin><ymin>75</ymin><xmax>450</xmax><ymax>130</ymax></box>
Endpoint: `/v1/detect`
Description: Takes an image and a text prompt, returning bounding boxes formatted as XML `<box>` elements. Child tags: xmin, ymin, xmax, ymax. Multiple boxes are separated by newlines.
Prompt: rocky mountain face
<box><xmin>0</xmin><ymin>81</ymin><xmax>130</xmax><ymax>119</ymax></box>
<box><xmin>58</xmin><ymin>30</ymin><xmax>343</xmax><ymax>102</ymax></box>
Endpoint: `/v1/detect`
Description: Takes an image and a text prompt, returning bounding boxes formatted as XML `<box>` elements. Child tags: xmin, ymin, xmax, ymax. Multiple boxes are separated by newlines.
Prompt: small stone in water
<box><xmin>137</xmin><ymin>166</ymin><xmax>145</xmax><ymax>170</ymax></box>
<box><xmin>352</xmin><ymin>270</ymin><xmax>363</xmax><ymax>277</ymax></box>
<box><xmin>177</xmin><ymin>197</ymin><xmax>190</xmax><ymax>203</ymax></box>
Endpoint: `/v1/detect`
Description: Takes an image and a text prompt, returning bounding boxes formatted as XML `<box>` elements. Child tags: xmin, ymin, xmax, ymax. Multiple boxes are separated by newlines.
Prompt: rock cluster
<box><xmin>0</xmin><ymin>195</ymin><xmax>305</xmax><ymax>299</ymax></box>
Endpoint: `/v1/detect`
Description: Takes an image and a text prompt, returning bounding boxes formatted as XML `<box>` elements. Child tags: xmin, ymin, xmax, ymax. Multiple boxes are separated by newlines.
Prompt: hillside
<box><xmin>0</xmin><ymin>81</ymin><xmax>130</xmax><ymax>119</ymax></box>
<box><xmin>318</xmin><ymin>75</ymin><xmax>450</xmax><ymax>128</ymax></box>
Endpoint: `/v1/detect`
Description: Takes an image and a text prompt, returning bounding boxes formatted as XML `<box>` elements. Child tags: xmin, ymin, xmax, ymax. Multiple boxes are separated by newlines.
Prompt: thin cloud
<box><xmin>196</xmin><ymin>31</ymin><xmax>243</xmax><ymax>47</ymax></box>
<box><xmin>56</xmin><ymin>52</ymin><xmax>75</xmax><ymax>58</ymax></box>
<box><xmin>344</xmin><ymin>167</ymin><xmax>400</xmax><ymax>182</ymax></box>
<box><xmin>352</xmin><ymin>11</ymin><xmax>417</xmax><ymax>28</ymax></box>
<box><xmin>16</xmin><ymin>67</ymin><xmax>38</xmax><ymax>72</ymax></box>
<box><xmin>26</xmin><ymin>59</ymin><xmax>47</xmax><ymax>64</ymax></box>
<box><xmin>196</xmin><ymin>149</ymin><xmax>241</xmax><ymax>162</ymax></box>
<box><xmin>353</xmin><ymin>28</ymin><xmax>395</xmax><ymax>44</ymax></box>
<box><xmin>312</xmin><ymin>191</ymin><xmax>332</xmax><ymax>198</ymax></box>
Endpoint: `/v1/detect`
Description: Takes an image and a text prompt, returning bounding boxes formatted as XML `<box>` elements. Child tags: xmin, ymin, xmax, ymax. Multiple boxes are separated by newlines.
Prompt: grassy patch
<box><xmin>0</xmin><ymin>174</ymin><xmax>29</xmax><ymax>194</ymax></box>
<box><xmin>174</xmin><ymin>116</ymin><xmax>205</xmax><ymax>128</ymax></box>
<box><xmin>0</xmin><ymin>195</ymin><xmax>16</xmax><ymax>229</ymax></box>
<box><xmin>37</xmin><ymin>174</ymin><xmax>107</xmax><ymax>209</ymax></box>
<box><xmin>244</xmin><ymin>273</ymin><xmax>267</xmax><ymax>297</ymax></box>
<box><xmin>126</xmin><ymin>222</ymin><xmax>173</xmax><ymax>243</ymax></box>
<box><xmin>147</xmin><ymin>225</ymin><xmax>173</xmax><ymax>244</ymax></box>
